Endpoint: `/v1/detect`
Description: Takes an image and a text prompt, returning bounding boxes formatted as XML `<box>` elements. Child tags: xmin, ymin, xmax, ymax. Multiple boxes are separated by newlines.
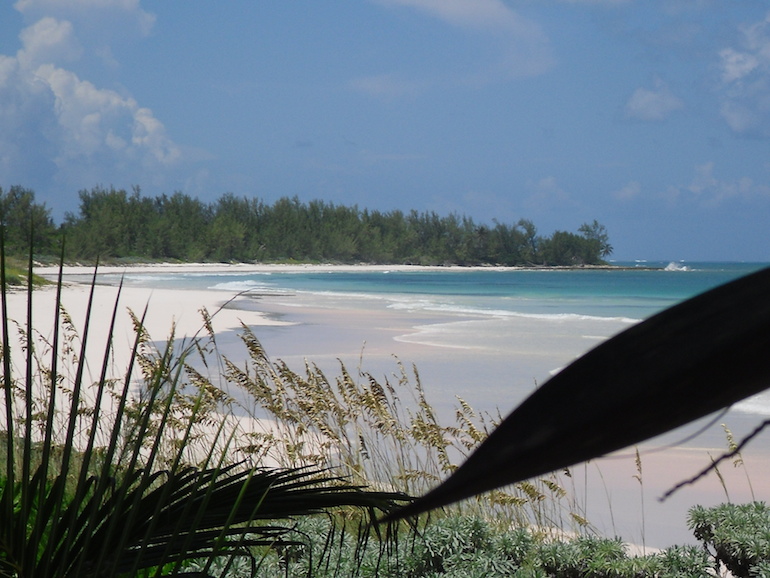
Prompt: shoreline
<box><xmin>17</xmin><ymin>262</ymin><xmax>770</xmax><ymax>548</ymax></box>
<box><xmin>5</xmin><ymin>275</ymin><xmax>294</xmax><ymax>390</ymax></box>
<box><xmin>33</xmin><ymin>261</ymin><xmax>654</xmax><ymax>277</ymax></box>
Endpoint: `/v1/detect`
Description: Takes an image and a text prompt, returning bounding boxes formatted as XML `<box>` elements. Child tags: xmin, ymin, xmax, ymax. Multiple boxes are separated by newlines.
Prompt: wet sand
<box><xmin>14</xmin><ymin>262</ymin><xmax>770</xmax><ymax>549</ymax></box>
<box><xmin>215</xmin><ymin>281</ymin><xmax>770</xmax><ymax>549</ymax></box>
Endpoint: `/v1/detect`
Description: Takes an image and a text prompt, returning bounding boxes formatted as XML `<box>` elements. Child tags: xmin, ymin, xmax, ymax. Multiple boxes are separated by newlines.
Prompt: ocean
<box><xmin>110</xmin><ymin>260</ymin><xmax>764</xmax><ymax>320</ymax></box>
<box><xmin>100</xmin><ymin>260</ymin><xmax>770</xmax><ymax>419</ymax></box>
<box><xmin>86</xmin><ymin>260</ymin><xmax>770</xmax><ymax>547</ymax></box>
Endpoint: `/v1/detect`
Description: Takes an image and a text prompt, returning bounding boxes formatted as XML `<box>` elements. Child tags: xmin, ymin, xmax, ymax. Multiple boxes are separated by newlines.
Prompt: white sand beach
<box><xmin>7</xmin><ymin>270</ymin><xmax>291</xmax><ymax>374</ymax></box>
<box><xmin>6</xmin><ymin>262</ymin><xmax>769</xmax><ymax>549</ymax></box>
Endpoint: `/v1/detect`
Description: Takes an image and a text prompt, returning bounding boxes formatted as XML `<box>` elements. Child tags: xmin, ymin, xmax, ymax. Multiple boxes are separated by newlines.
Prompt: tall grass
<box><xmin>202</xmin><ymin>319</ymin><xmax>590</xmax><ymax>536</ymax></box>
<box><xmin>0</xmin><ymin>247</ymin><xmax>405</xmax><ymax>577</ymax></box>
<box><xmin>111</xmin><ymin>300</ymin><xmax>591</xmax><ymax>537</ymax></box>
<box><xmin>6</xmin><ymin>257</ymin><xmax>765</xmax><ymax>576</ymax></box>
<box><xmin>0</xmin><ymin>249</ymin><xmax>595</xmax><ymax>576</ymax></box>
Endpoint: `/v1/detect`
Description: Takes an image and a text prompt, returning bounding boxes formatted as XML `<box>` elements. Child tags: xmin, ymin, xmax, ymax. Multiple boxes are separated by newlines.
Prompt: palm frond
<box><xmin>388</xmin><ymin>265</ymin><xmax>770</xmax><ymax>520</ymax></box>
<box><xmin>0</xmin><ymin>233</ymin><xmax>407</xmax><ymax>578</ymax></box>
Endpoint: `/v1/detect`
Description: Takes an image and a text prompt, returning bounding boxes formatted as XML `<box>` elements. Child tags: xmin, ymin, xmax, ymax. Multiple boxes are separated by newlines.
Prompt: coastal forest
<box><xmin>1</xmin><ymin>185</ymin><xmax>612</xmax><ymax>266</ymax></box>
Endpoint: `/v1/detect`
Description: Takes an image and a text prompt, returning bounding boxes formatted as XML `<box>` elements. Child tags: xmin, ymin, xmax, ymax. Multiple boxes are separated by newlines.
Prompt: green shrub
<box><xmin>689</xmin><ymin>501</ymin><xmax>770</xmax><ymax>577</ymax></box>
<box><xmin>245</xmin><ymin>513</ymin><xmax>714</xmax><ymax>578</ymax></box>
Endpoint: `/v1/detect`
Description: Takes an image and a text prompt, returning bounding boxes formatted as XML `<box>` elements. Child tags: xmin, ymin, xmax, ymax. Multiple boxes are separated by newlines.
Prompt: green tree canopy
<box><xmin>0</xmin><ymin>186</ymin><xmax>56</xmax><ymax>255</ymax></box>
<box><xmin>3</xmin><ymin>185</ymin><xmax>614</xmax><ymax>266</ymax></box>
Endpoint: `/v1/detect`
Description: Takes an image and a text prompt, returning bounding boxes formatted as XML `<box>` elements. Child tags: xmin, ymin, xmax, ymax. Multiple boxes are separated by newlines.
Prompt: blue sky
<box><xmin>1</xmin><ymin>1</ymin><xmax>769</xmax><ymax>261</ymax></box>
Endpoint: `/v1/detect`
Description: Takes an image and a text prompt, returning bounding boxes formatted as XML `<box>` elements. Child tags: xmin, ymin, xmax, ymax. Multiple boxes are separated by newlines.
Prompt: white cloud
<box><xmin>0</xmin><ymin>54</ymin><xmax>59</xmax><ymax>185</ymax></box>
<box><xmin>719</xmin><ymin>48</ymin><xmax>759</xmax><ymax>84</ymax></box>
<box><xmin>625</xmin><ymin>79</ymin><xmax>683</xmax><ymax>121</ymax></box>
<box><xmin>14</xmin><ymin>0</ymin><xmax>155</xmax><ymax>36</ymax></box>
<box><xmin>717</xmin><ymin>11</ymin><xmax>770</xmax><ymax>137</ymax></box>
<box><xmin>18</xmin><ymin>17</ymin><xmax>82</xmax><ymax>68</ymax></box>
<box><xmin>33</xmin><ymin>63</ymin><xmax>179</xmax><ymax>166</ymax></box>
<box><xmin>664</xmin><ymin>162</ymin><xmax>770</xmax><ymax>206</ymax></box>
<box><xmin>0</xmin><ymin>6</ymin><xmax>179</xmax><ymax>192</ymax></box>
<box><xmin>612</xmin><ymin>181</ymin><xmax>641</xmax><ymax>201</ymax></box>
<box><xmin>370</xmin><ymin>0</ymin><xmax>553</xmax><ymax>87</ymax></box>
<box><xmin>133</xmin><ymin>107</ymin><xmax>180</xmax><ymax>164</ymax></box>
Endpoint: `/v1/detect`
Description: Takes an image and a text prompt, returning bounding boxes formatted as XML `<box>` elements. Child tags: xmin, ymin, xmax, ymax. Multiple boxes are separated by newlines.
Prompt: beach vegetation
<box><xmin>0</xmin><ymin>186</ymin><xmax>57</xmax><ymax>258</ymax></box>
<box><xmin>688</xmin><ymin>502</ymin><xmax>770</xmax><ymax>577</ymax></box>
<box><xmin>4</xmin><ymin>229</ymin><xmax>768</xmax><ymax>576</ymax></box>
<box><xmin>578</xmin><ymin>220</ymin><xmax>613</xmax><ymax>259</ymax></box>
<box><xmin>0</xmin><ymin>247</ymin><xmax>406</xmax><ymax>577</ymax></box>
<box><xmin>182</xmin><ymin>513</ymin><xmax>715</xmax><ymax>577</ymax></box>
<box><xmin>0</xmin><ymin>257</ymin><xmax>47</xmax><ymax>287</ymax></box>
<box><xmin>1</xmin><ymin>185</ymin><xmax>612</xmax><ymax>266</ymax></box>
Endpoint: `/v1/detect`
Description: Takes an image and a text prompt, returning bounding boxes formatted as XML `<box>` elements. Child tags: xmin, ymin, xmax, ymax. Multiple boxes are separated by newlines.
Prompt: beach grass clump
<box><xmin>0</xmin><ymin>253</ymin><xmax>405</xmax><ymax>577</ymax></box>
<box><xmin>209</xmin><ymin>320</ymin><xmax>588</xmax><ymax>534</ymax></box>
<box><xmin>0</xmin><ymin>257</ymin><xmax>48</xmax><ymax>286</ymax></box>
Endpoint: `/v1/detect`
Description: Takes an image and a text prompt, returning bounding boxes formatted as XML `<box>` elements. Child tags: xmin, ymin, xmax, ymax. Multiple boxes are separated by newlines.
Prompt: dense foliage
<box><xmin>0</xmin><ymin>185</ymin><xmax>612</xmax><ymax>265</ymax></box>
<box><xmin>688</xmin><ymin>502</ymin><xmax>770</xmax><ymax>577</ymax></box>
<box><xmin>202</xmin><ymin>515</ymin><xmax>713</xmax><ymax>578</ymax></box>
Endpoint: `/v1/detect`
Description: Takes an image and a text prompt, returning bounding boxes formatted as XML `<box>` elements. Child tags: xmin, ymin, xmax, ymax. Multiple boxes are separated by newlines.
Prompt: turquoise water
<box><xmin>92</xmin><ymin>261</ymin><xmax>770</xmax><ymax>548</ymax></box>
<box><xmin>111</xmin><ymin>261</ymin><xmax>767</xmax><ymax>322</ymax></box>
<box><xmin>102</xmin><ymin>261</ymin><xmax>770</xmax><ymax>415</ymax></box>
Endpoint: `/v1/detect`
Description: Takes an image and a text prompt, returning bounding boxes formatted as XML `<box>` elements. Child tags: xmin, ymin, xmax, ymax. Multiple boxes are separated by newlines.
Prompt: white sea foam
<box><xmin>291</xmin><ymin>289</ymin><xmax>390</xmax><ymax>302</ymax></box>
<box><xmin>664</xmin><ymin>261</ymin><xmax>690</xmax><ymax>272</ymax></box>
<box><xmin>250</xmin><ymin>289</ymin><xmax>390</xmax><ymax>309</ymax></box>
<box><xmin>734</xmin><ymin>391</ymin><xmax>770</xmax><ymax>417</ymax></box>
<box><xmin>93</xmin><ymin>272</ymin><xmax>159</xmax><ymax>282</ymax></box>
<box><xmin>387</xmin><ymin>299</ymin><xmax>640</xmax><ymax>324</ymax></box>
<box><xmin>270</xmin><ymin>287</ymin><xmax>643</xmax><ymax>325</ymax></box>
<box><xmin>119</xmin><ymin>274</ymin><xmax>179</xmax><ymax>283</ymax></box>
<box><xmin>209</xmin><ymin>280</ymin><xmax>274</xmax><ymax>292</ymax></box>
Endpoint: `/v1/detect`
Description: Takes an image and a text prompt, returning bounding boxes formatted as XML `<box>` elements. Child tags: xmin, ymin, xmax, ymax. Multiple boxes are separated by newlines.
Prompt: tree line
<box><xmin>0</xmin><ymin>185</ymin><xmax>613</xmax><ymax>266</ymax></box>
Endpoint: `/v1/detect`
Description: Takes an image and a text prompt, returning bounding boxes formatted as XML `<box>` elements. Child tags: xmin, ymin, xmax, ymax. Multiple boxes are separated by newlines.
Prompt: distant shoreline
<box><xmin>34</xmin><ymin>261</ymin><xmax>654</xmax><ymax>277</ymax></box>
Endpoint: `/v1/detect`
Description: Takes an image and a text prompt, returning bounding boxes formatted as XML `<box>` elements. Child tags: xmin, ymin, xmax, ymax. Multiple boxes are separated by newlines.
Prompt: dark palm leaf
<box><xmin>386</xmin><ymin>266</ymin><xmax>770</xmax><ymax>520</ymax></box>
<box><xmin>47</xmin><ymin>464</ymin><xmax>401</xmax><ymax>576</ymax></box>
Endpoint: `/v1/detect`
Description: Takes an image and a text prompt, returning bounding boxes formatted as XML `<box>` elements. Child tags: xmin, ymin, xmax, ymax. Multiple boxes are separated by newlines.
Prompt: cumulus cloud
<box><xmin>717</xmin><ymin>11</ymin><xmax>770</xmax><ymax>137</ymax></box>
<box><xmin>18</xmin><ymin>17</ymin><xmax>82</xmax><ymax>67</ymax></box>
<box><xmin>14</xmin><ymin>0</ymin><xmax>155</xmax><ymax>36</ymax></box>
<box><xmin>0</xmin><ymin>3</ymin><xmax>180</xmax><ymax>194</ymax></box>
<box><xmin>35</xmin><ymin>63</ymin><xmax>179</xmax><ymax>164</ymax></box>
<box><xmin>364</xmin><ymin>0</ymin><xmax>553</xmax><ymax>92</ymax></box>
<box><xmin>624</xmin><ymin>79</ymin><xmax>683</xmax><ymax>121</ymax></box>
<box><xmin>612</xmin><ymin>181</ymin><xmax>641</xmax><ymax>201</ymax></box>
<box><xmin>664</xmin><ymin>162</ymin><xmax>770</xmax><ymax>206</ymax></box>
